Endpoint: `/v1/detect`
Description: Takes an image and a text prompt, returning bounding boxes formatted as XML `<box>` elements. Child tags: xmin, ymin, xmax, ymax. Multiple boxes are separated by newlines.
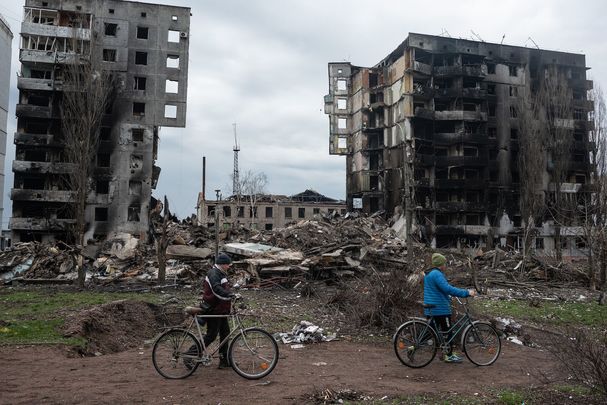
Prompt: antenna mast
<box><xmin>232</xmin><ymin>123</ymin><xmax>240</xmax><ymax>197</ymax></box>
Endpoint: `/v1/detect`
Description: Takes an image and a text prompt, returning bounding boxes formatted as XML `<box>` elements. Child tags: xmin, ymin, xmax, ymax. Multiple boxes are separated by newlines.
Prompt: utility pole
<box><xmin>232</xmin><ymin>123</ymin><xmax>240</xmax><ymax>199</ymax></box>
<box><xmin>214</xmin><ymin>189</ymin><xmax>221</xmax><ymax>257</ymax></box>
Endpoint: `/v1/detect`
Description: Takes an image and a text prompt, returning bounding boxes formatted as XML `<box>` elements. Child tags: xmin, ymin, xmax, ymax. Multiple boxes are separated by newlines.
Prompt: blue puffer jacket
<box><xmin>423</xmin><ymin>268</ymin><xmax>470</xmax><ymax>316</ymax></box>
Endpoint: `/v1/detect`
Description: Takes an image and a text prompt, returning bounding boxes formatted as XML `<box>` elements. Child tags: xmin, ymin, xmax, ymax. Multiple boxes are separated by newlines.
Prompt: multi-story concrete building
<box><xmin>0</xmin><ymin>14</ymin><xmax>13</xmax><ymax>249</ymax></box>
<box><xmin>197</xmin><ymin>190</ymin><xmax>347</xmax><ymax>231</ymax></box>
<box><xmin>12</xmin><ymin>0</ymin><xmax>189</xmax><ymax>243</ymax></box>
<box><xmin>325</xmin><ymin>33</ymin><xmax>594</xmax><ymax>254</ymax></box>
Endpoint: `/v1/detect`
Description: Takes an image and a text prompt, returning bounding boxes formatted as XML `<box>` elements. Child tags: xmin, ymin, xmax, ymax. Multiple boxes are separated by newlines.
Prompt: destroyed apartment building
<box><xmin>325</xmin><ymin>32</ymin><xmax>594</xmax><ymax>254</ymax></box>
<box><xmin>11</xmin><ymin>0</ymin><xmax>190</xmax><ymax>243</ymax></box>
<box><xmin>197</xmin><ymin>189</ymin><xmax>346</xmax><ymax>231</ymax></box>
<box><xmin>0</xmin><ymin>14</ymin><xmax>13</xmax><ymax>249</ymax></box>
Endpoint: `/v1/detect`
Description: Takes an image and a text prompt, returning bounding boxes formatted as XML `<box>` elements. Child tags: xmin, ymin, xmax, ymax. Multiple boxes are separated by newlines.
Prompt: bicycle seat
<box><xmin>423</xmin><ymin>304</ymin><xmax>436</xmax><ymax>309</ymax></box>
<box><xmin>184</xmin><ymin>306</ymin><xmax>204</xmax><ymax>316</ymax></box>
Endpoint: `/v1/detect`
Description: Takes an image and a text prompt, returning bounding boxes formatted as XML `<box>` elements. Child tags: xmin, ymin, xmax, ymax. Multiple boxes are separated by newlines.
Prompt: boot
<box><xmin>218</xmin><ymin>355</ymin><xmax>230</xmax><ymax>369</ymax></box>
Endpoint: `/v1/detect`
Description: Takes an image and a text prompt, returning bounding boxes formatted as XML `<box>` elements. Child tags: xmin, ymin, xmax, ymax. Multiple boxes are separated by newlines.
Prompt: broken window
<box><xmin>134</xmin><ymin>76</ymin><xmax>147</xmax><ymax>90</ymax></box>
<box><xmin>284</xmin><ymin>207</ymin><xmax>292</xmax><ymax>218</ymax></box>
<box><xmin>164</xmin><ymin>105</ymin><xmax>177</xmax><ymax>119</ymax></box>
<box><xmin>337</xmin><ymin>137</ymin><xmax>347</xmax><ymax>149</ymax></box>
<box><xmin>337</xmin><ymin>98</ymin><xmax>347</xmax><ymax>110</ymax></box>
<box><xmin>488</xmin><ymin>104</ymin><xmax>496</xmax><ymax>117</ymax></box>
<box><xmin>128</xmin><ymin>180</ymin><xmax>142</xmax><ymax>195</ymax></box>
<box><xmin>97</xmin><ymin>153</ymin><xmax>110</xmax><ymax>167</ymax></box>
<box><xmin>30</xmin><ymin>70</ymin><xmax>52</xmax><ymax>79</ymax></box>
<box><xmin>298</xmin><ymin>207</ymin><xmax>305</xmax><ymax>218</ymax></box>
<box><xmin>172</xmin><ymin>15</ymin><xmax>178</xmax><ymax>21</ymax></box>
<box><xmin>96</xmin><ymin>180</ymin><xmax>109</xmax><ymax>194</ymax></box>
<box><xmin>249</xmin><ymin>207</ymin><xmax>257</xmax><ymax>218</ymax></box>
<box><xmin>130</xmin><ymin>154</ymin><xmax>143</xmax><ymax>170</ymax></box>
<box><xmin>509</xmin><ymin>65</ymin><xmax>517</xmax><ymax>77</ymax></box>
<box><xmin>573</xmin><ymin>109</ymin><xmax>585</xmax><ymax>120</ymax></box>
<box><xmin>463</xmin><ymin>103</ymin><xmax>477</xmax><ymax>112</ymax></box>
<box><xmin>141</xmin><ymin>12</ymin><xmax>147</xmax><ymax>18</ymax></box>
<box><xmin>128</xmin><ymin>205</ymin><xmax>141</xmax><ymax>222</ymax></box>
<box><xmin>135</xmin><ymin>51</ymin><xmax>148</xmax><ymax>65</ymax></box>
<box><xmin>313</xmin><ymin>208</ymin><xmax>320</xmax><ymax>214</ymax></box>
<box><xmin>136</xmin><ymin>26</ymin><xmax>148</xmax><ymax>39</ymax></box>
<box><xmin>95</xmin><ymin>207</ymin><xmax>108</xmax><ymax>221</ymax></box>
<box><xmin>487</xmin><ymin>63</ymin><xmax>496</xmax><ymax>74</ymax></box>
<box><xmin>489</xmin><ymin>148</ymin><xmax>498</xmax><ymax>160</ymax></box>
<box><xmin>265</xmin><ymin>223</ymin><xmax>273</xmax><ymax>230</ymax></box>
<box><xmin>168</xmin><ymin>30</ymin><xmax>180</xmax><ymax>42</ymax></box>
<box><xmin>369</xmin><ymin>73</ymin><xmax>378</xmax><ymax>87</ymax></box>
<box><xmin>132</xmin><ymin>128</ymin><xmax>144</xmax><ymax>141</ymax></box>
<box><xmin>102</xmin><ymin>49</ymin><xmax>116</xmax><ymax>62</ymax></box>
<box><xmin>133</xmin><ymin>102</ymin><xmax>145</xmax><ymax>116</ymax></box>
<box><xmin>337</xmin><ymin>118</ymin><xmax>347</xmax><ymax>129</ymax></box>
<box><xmin>488</xmin><ymin>127</ymin><xmax>497</xmax><ymax>138</ymax></box>
<box><xmin>100</xmin><ymin>127</ymin><xmax>111</xmax><ymax>140</ymax></box>
<box><xmin>370</xmin><ymin>175</ymin><xmax>379</xmax><ymax>190</ymax></box>
<box><xmin>166</xmin><ymin>55</ymin><xmax>180</xmax><ymax>68</ymax></box>
<box><xmin>108</xmin><ymin>8</ymin><xmax>115</xmax><ymax>14</ymax></box>
<box><xmin>465</xmin><ymin>214</ymin><xmax>480</xmax><ymax>225</ymax></box>
<box><xmin>435</xmin><ymin>147</ymin><xmax>448</xmax><ymax>157</ymax></box>
<box><xmin>509</xmin><ymin>106</ymin><xmax>517</xmax><ymax>118</ymax></box>
<box><xmin>104</xmin><ymin>23</ymin><xmax>117</xmax><ymax>36</ymax></box>
<box><xmin>487</xmin><ymin>84</ymin><xmax>496</xmax><ymax>95</ymax></box>
<box><xmin>535</xmin><ymin>237</ymin><xmax>544</xmax><ymax>250</ymax></box>
<box><xmin>509</xmin><ymin>86</ymin><xmax>518</xmax><ymax>97</ymax></box>
<box><xmin>165</xmin><ymin>79</ymin><xmax>178</xmax><ymax>93</ymax></box>
<box><xmin>510</xmin><ymin>128</ymin><xmax>518</xmax><ymax>140</ymax></box>
<box><xmin>463</xmin><ymin>147</ymin><xmax>478</xmax><ymax>157</ymax></box>
<box><xmin>223</xmin><ymin>206</ymin><xmax>231</xmax><ymax>217</ymax></box>
<box><xmin>265</xmin><ymin>207</ymin><xmax>273</xmax><ymax>218</ymax></box>
<box><xmin>237</xmin><ymin>206</ymin><xmax>244</xmax><ymax>217</ymax></box>
<box><xmin>337</xmin><ymin>79</ymin><xmax>347</xmax><ymax>91</ymax></box>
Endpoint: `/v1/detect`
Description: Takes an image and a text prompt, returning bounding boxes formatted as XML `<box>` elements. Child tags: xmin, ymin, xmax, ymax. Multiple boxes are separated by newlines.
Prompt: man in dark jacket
<box><xmin>423</xmin><ymin>253</ymin><xmax>475</xmax><ymax>363</ymax></box>
<box><xmin>201</xmin><ymin>252</ymin><xmax>235</xmax><ymax>368</ymax></box>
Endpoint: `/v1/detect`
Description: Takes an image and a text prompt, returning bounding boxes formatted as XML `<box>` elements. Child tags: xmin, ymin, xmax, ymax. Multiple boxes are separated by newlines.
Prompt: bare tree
<box><xmin>60</xmin><ymin>28</ymin><xmax>118</xmax><ymax>286</ymax></box>
<box><xmin>516</xmin><ymin>88</ymin><xmax>546</xmax><ymax>267</ymax></box>
<box><xmin>232</xmin><ymin>170</ymin><xmax>268</xmax><ymax>229</ymax></box>
<box><xmin>535</xmin><ymin>66</ymin><xmax>574</xmax><ymax>261</ymax></box>
<box><xmin>156</xmin><ymin>197</ymin><xmax>170</xmax><ymax>283</ymax></box>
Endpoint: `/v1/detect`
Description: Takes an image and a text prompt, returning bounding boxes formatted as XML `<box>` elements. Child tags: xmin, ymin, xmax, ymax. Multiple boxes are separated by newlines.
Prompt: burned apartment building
<box><xmin>12</xmin><ymin>0</ymin><xmax>189</xmax><ymax>243</ymax></box>
<box><xmin>197</xmin><ymin>189</ymin><xmax>346</xmax><ymax>231</ymax></box>
<box><xmin>325</xmin><ymin>33</ymin><xmax>594</xmax><ymax>254</ymax></box>
<box><xmin>1</xmin><ymin>14</ymin><xmax>13</xmax><ymax>249</ymax></box>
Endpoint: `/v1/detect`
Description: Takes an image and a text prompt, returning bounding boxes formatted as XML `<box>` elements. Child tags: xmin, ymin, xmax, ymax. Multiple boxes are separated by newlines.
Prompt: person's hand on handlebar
<box><xmin>468</xmin><ymin>289</ymin><xmax>477</xmax><ymax>297</ymax></box>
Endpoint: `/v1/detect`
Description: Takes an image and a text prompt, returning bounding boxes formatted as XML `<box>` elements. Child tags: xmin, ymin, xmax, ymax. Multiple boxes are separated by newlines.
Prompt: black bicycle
<box><xmin>393</xmin><ymin>297</ymin><xmax>501</xmax><ymax>368</ymax></box>
<box><xmin>152</xmin><ymin>297</ymin><xmax>279</xmax><ymax>379</ymax></box>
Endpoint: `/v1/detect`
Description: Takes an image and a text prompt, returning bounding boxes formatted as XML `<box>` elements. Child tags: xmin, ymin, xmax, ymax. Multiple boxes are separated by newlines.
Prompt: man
<box><xmin>423</xmin><ymin>252</ymin><xmax>476</xmax><ymax>363</ymax></box>
<box><xmin>201</xmin><ymin>252</ymin><xmax>236</xmax><ymax>368</ymax></box>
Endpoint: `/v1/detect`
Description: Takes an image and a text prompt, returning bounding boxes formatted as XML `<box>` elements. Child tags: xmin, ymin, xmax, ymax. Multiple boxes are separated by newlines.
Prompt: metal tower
<box><xmin>232</xmin><ymin>123</ymin><xmax>240</xmax><ymax>197</ymax></box>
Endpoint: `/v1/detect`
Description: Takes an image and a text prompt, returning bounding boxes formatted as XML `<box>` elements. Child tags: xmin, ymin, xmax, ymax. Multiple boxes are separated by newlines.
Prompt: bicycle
<box><xmin>393</xmin><ymin>297</ymin><xmax>501</xmax><ymax>367</ymax></box>
<box><xmin>152</xmin><ymin>296</ymin><xmax>279</xmax><ymax>379</ymax></box>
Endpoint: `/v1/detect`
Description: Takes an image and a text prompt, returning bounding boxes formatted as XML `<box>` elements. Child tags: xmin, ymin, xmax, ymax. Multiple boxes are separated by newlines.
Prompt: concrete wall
<box><xmin>0</xmin><ymin>15</ymin><xmax>13</xmax><ymax>235</ymax></box>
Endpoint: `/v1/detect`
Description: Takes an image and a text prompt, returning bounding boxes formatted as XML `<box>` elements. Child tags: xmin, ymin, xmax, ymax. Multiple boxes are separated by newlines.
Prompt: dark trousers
<box><xmin>204</xmin><ymin>317</ymin><xmax>230</xmax><ymax>358</ymax></box>
<box><xmin>429</xmin><ymin>315</ymin><xmax>454</xmax><ymax>355</ymax></box>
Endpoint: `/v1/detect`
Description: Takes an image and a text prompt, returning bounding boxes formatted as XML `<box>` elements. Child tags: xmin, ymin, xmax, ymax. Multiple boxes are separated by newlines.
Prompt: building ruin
<box><xmin>325</xmin><ymin>33</ymin><xmax>594</xmax><ymax>254</ymax></box>
<box><xmin>11</xmin><ymin>0</ymin><xmax>189</xmax><ymax>243</ymax></box>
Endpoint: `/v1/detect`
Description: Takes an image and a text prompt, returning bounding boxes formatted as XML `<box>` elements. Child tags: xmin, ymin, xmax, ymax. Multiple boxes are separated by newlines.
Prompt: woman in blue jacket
<box><xmin>423</xmin><ymin>253</ymin><xmax>476</xmax><ymax>363</ymax></box>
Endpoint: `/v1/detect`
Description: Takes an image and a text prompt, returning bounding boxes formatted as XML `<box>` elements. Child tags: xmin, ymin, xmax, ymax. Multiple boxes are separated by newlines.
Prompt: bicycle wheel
<box><xmin>152</xmin><ymin>329</ymin><xmax>201</xmax><ymax>379</ymax></box>
<box><xmin>228</xmin><ymin>328</ymin><xmax>279</xmax><ymax>379</ymax></box>
<box><xmin>393</xmin><ymin>320</ymin><xmax>438</xmax><ymax>368</ymax></box>
<box><xmin>463</xmin><ymin>322</ymin><xmax>501</xmax><ymax>366</ymax></box>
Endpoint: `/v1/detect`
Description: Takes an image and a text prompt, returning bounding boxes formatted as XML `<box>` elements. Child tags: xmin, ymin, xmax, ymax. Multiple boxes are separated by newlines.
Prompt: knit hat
<box><xmin>215</xmin><ymin>252</ymin><xmax>232</xmax><ymax>265</ymax></box>
<box><xmin>431</xmin><ymin>253</ymin><xmax>446</xmax><ymax>267</ymax></box>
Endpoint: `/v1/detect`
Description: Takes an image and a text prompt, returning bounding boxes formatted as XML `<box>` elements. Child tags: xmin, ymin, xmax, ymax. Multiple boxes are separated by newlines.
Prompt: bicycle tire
<box><xmin>152</xmin><ymin>328</ymin><xmax>202</xmax><ymax>379</ymax></box>
<box><xmin>462</xmin><ymin>322</ymin><xmax>501</xmax><ymax>366</ymax></box>
<box><xmin>393</xmin><ymin>320</ymin><xmax>438</xmax><ymax>368</ymax></box>
<box><xmin>228</xmin><ymin>327</ymin><xmax>279</xmax><ymax>379</ymax></box>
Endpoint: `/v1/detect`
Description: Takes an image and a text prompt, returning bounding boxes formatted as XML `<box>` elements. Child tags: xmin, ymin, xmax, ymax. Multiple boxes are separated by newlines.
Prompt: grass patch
<box><xmin>496</xmin><ymin>389</ymin><xmax>527</xmax><ymax>405</ymax></box>
<box><xmin>473</xmin><ymin>299</ymin><xmax>607</xmax><ymax>327</ymax></box>
<box><xmin>0</xmin><ymin>289</ymin><xmax>160</xmax><ymax>346</ymax></box>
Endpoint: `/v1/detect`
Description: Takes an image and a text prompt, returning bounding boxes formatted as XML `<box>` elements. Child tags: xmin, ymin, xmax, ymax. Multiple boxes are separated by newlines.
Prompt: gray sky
<box><xmin>1</xmin><ymin>0</ymin><xmax>606</xmax><ymax>220</ymax></box>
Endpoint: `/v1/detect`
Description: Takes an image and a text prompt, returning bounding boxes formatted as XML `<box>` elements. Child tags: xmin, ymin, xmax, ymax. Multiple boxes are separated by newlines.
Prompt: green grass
<box><xmin>473</xmin><ymin>299</ymin><xmax>607</xmax><ymax>327</ymax></box>
<box><xmin>0</xmin><ymin>289</ymin><xmax>160</xmax><ymax>346</ymax></box>
<box><xmin>496</xmin><ymin>389</ymin><xmax>527</xmax><ymax>405</ymax></box>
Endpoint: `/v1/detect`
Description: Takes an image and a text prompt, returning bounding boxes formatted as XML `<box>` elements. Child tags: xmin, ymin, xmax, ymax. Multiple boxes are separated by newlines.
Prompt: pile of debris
<box><xmin>277</xmin><ymin>321</ymin><xmax>337</xmax><ymax>345</ymax></box>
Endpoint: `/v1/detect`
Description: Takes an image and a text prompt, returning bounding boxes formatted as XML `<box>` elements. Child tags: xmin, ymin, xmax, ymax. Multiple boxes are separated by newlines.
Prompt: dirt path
<box><xmin>1</xmin><ymin>339</ymin><xmax>563</xmax><ymax>404</ymax></box>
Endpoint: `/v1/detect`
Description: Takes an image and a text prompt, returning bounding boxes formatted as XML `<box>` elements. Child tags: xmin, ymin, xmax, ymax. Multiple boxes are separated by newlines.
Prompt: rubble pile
<box><xmin>277</xmin><ymin>320</ymin><xmax>337</xmax><ymax>344</ymax></box>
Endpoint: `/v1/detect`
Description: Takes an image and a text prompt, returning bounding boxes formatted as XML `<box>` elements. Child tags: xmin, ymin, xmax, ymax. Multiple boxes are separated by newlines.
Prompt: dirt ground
<box><xmin>0</xmin><ymin>338</ymin><xmax>585</xmax><ymax>405</ymax></box>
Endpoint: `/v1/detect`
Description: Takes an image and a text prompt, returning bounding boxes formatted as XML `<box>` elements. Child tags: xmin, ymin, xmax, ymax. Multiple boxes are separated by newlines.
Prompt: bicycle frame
<box><xmin>413</xmin><ymin>297</ymin><xmax>475</xmax><ymax>350</ymax></box>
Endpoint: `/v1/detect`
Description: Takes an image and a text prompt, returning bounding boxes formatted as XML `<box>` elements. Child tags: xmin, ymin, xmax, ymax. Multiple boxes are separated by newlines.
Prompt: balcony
<box><xmin>413</xmin><ymin>107</ymin><xmax>435</xmax><ymax>120</ymax></box>
<box><xmin>408</xmin><ymin>61</ymin><xmax>432</xmax><ymax>75</ymax></box>
<box><xmin>17</xmin><ymin>77</ymin><xmax>60</xmax><ymax>91</ymax></box>
<box><xmin>9</xmin><ymin>217</ymin><xmax>75</xmax><ymax>231</ymax></box>
<box><xmin>434</xmin><ymin>179</ymin><xmax>486</xmax><ymax>189</ymax></box>
<box><xmin>14</xmin><ymin>132</ymin><xmax>59</xmax><ymax>147</ymax></box>
<box><xmin>434</xmin><ymin>110</ymin><xmax>487</xmax><ymax>121</ymax></box>
<box><xmin>13</xmin><ymin>160</ymin><xmax>76</xmax><ymax>174</ymax></box>
<box><xmin>16</xmin><ymin>104</ymin><xmax>54</xmax><ymax>119</ymax></box>
<box><xmin>11</xmin><ymin>189</ymin><xmax>75</xmax><ymax>203</ymax></box>
<box><xmin>435</xmin><ymin>225</ymin><xmax>465</xmax><ymax>235</ymax></box>
<box><xmin>435</xmin><ymin>155</ymin><xmax>488</xmax><ymax>167</ymax></box>
<box><xmin>21</xmin><ymin>22</ymin><xmax>90</xmax><ymax>40</ymax></box>
<box><xmin>462</xmin><ymin>88</ymin><xmax>487</xmax><ymax>99</ymax></box>
<box><xmin>20</xmin><ymin>49</ymin><xmax>80</xmax><ymax>65</ymax></box>
<box><xmin>414</xmin><ymin>154</ymin><xmax>435</xmax><ymax>166</ymax></box>
<box><xmin>433</xmin><ymin>65</ymin><xmax>487</xmax><ymax>78</ymax></box>
<box><xmin>433</xmin><ymin>132</ymin><xmax>488</xmax><ymax>144</ymax></box>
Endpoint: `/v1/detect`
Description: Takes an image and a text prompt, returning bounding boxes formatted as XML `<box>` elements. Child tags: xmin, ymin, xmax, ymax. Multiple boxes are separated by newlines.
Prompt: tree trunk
<box><xmin>157</xmin><ymin>239</ymin><xmax>166</xmax><ymax>283</ymax></box>
<box><xmin>554</xmin><ymin>225</ymin><xmax>562</xmax><ymax>261</ymax></box>
<box><xmin>76</xmin><ymin>254</ymin><xmax>85</xmax><ymax>288</ymax></box>
<box><xmin>587</xmin><ymin>246</ymin><xmax>596</xmax><ymax>290</ymax></box>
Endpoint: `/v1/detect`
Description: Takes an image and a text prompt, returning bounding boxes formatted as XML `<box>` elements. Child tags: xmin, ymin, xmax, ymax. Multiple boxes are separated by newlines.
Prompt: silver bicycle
<box><xmin>152</xmin><ymin>297</ymin><xmax>279</xmax><ymax>379</ymax></box>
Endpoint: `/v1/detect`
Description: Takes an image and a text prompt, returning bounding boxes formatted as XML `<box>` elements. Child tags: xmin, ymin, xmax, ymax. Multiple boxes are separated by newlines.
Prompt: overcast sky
<box><xmin>1</xmin><ymin>0</ymin><xmax>606</xmax><ymax>221</ymax></box>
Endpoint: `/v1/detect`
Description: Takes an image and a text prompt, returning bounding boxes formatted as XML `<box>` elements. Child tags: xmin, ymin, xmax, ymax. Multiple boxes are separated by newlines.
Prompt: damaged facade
<box><xmin>197</xmin><ymin>189</ymin><xmax>346</xmax><ymax>231</ymax></box>
<box><xmin>325</xmin><ymin>33</ymin><xmax>594</xmax><ymax>254</ymax></box>
<box><xmin>11</xmin><ymin>0</ymin><xmax>189</xmax><ymax>243</ymax></box>
<box><xmin>0</xmin><ymin>14</ymin><xmax>13</xmax><ymax>249</ymax></box>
